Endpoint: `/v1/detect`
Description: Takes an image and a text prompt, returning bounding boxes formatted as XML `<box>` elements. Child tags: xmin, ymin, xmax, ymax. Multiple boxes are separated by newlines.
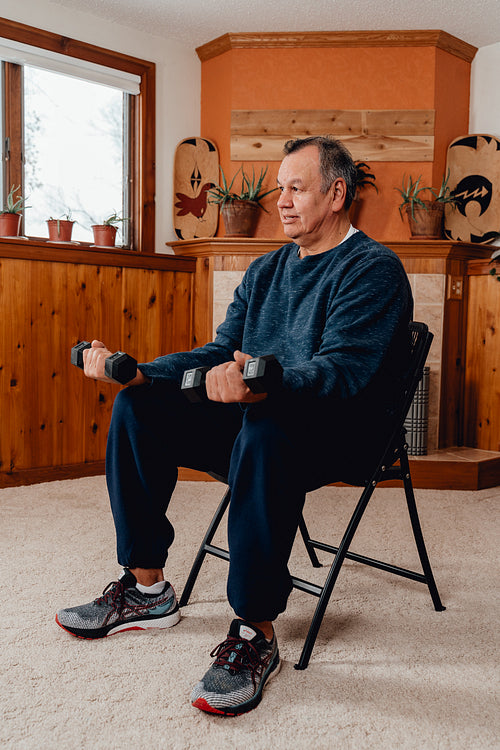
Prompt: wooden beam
<box><xmin>231</xmin><ymin>108</ymin><xmax>435</xmax><ymax>162</ymax></box>
<box><xmin>231</xmin><ymin>134</ymin><xmax>434</xmax><ymax>162</ymax></box>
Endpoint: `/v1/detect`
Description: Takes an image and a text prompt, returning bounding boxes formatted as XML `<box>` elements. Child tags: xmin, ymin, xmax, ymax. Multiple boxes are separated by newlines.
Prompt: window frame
<box><xmin>0</xmin><ymin>16</ymin><xmax>155</xmax><ymax>253</ymax></box>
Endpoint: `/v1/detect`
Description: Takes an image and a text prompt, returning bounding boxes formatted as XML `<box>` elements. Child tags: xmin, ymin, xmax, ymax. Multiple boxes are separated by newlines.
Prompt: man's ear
<box><xmin>330</xmin><ymin>178</ymin><xmax>347</xmax><ymax>211</ymax></box>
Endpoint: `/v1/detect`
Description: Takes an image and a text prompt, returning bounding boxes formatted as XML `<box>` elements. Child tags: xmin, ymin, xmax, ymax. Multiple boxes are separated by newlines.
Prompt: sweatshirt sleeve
<box><xmin>281</xmin><ymin>253</ymin><xmax>412</xmax><ymax>400</ymax></box>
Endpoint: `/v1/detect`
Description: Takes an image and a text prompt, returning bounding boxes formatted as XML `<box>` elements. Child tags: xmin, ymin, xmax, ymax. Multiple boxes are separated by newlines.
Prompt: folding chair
<box><xmin>179</xmin><ymin>321</ymin><xmax>445</xmax><ymax>669</ymax></box>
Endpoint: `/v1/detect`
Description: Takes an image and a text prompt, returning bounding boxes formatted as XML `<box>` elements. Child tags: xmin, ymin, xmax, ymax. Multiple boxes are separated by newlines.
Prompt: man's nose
<box><xmin>277</xmin><ymin>188</ymin><xmax>292</xmax><ymax>206</ymax></box>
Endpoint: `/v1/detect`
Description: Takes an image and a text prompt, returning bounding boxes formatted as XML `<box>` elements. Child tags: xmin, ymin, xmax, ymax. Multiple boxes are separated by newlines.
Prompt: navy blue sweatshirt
<box><xmin>139</xmin><ymin>231</ymin><xmax>413</xmax><ymax>406</ymax></box>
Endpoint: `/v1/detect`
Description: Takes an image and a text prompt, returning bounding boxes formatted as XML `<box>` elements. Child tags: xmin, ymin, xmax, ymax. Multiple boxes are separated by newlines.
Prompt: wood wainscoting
<box><xmin>0</xmin><ymin>240</ymin><xmax>195</xmax><ymax>487</ymax></box>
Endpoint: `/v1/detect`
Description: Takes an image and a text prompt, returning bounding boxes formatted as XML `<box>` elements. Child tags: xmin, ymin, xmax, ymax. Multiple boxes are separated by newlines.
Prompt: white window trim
<box><xmin>0</xmin><ymin>36</ymin><xmax>141</xmax><ymax>94</ymax></box>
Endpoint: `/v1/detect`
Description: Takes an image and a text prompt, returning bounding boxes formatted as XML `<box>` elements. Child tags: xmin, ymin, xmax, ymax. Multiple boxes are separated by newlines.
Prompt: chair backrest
<box><xmin>400</xmin><ymin>321</ymin><xmax>434</xmax><ymax>424</ymax></box>
<box><xmin>378</xmin><ymin>321</ymin><xmax>433</xmax><ymax>468</ymax></box>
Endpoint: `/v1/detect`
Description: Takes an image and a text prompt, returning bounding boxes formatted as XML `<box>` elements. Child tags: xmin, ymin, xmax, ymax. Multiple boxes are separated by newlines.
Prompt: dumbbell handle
<box><xmin>181</xmin><ymin>354</ymin><xmax>283</xmax><ymax>402</ymax></box>
<box><xmin>71</xmin><ymin>341</ymin><xmax>138</xmax><ymax>385</ymax></box>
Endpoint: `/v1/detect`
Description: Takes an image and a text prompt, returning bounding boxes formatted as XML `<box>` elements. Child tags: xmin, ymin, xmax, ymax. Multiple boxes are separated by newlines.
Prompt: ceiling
<box><xmin>50</xmin><ymin>0</ymin><xmax>500</xmax><ymax>52</ymax></box>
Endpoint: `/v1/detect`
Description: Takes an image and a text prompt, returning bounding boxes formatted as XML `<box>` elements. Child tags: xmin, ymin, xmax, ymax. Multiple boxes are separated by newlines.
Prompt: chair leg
<box><xmin>298</xmin><ymin>514</ymin><xmax>322</xmax><ymax>568</ymax></box>
<box><xmin>400</xmin><ymin>451</ymin><xmax>446</xmax><ymax>612</ymax></box>
<box><xmin>179</xmin><ymin>487</ymin><xmax>231</xmax><ymax>608</ymax></box>
<box><xmin>294</xmin><ymin>483</ymin><xmax>376</xmax><ymax>670</ymax></box>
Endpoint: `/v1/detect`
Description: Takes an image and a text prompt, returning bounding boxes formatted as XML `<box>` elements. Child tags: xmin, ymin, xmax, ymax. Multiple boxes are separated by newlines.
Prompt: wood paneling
<box><xmin>464</xmin><ymin>272</ymin><xmax>500</xmax><ymax>451</ymax></box>
<box><xmin>0</xmin><ymin>244</ymin><xmax>195</xmax><ymax>486</ymax></box>
<box><xmin>231</xmin><ymin>109</ymin><xmax>435</xmax><ymax>162</ymax></box>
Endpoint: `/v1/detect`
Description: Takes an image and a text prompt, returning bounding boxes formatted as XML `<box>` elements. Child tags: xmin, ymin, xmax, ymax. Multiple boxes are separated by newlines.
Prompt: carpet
<box><xmin>1</xmin><ymin>477</ymin><xmax>498</xmax><ymax>749</ymax></box>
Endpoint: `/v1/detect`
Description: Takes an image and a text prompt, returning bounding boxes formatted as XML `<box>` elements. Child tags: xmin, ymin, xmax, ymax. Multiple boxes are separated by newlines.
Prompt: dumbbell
<box><xmin>242</xmin><ymin>354</ymin><xmax>283</xmax><ymax>394</ymax></box>
<box><xmin>181</xmin><ymin>354</ymin><xmax>283</xmax><ymax>402</ymax></box>
<box><xmin>181</xmin><ymin>366</ymin><xmax>210</xmax><ymax>403</ymax></box>
<box><xmin>71</xmin><ymin>341</ymin><xmax>138</xmax><ymax>385</ymax></box>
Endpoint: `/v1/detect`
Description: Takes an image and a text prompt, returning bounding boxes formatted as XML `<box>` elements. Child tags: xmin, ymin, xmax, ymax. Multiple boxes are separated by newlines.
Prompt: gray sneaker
<box><xmin>55</xmin><ymin>569</ymin><xmax>180</xmax><ymax>639</ymax></box>
<box><xmin>191</xmin><ymin>619</ymin><xmax>281</xmax><ymax>715</ymax></box>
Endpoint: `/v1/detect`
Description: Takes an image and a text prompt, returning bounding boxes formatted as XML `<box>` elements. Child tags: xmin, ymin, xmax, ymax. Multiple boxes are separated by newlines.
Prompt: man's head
<box><xmin>277</xmin><ymin>136</ymin><xmax>356</xmax><ymax>254</ymax></box>
<box><xmin>282</xmin><ymin>136</ymin><xmax>357</xmax><ymax>209</ymax></box>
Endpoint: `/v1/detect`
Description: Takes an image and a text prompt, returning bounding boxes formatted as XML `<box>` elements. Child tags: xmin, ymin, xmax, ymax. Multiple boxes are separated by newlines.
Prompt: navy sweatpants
<box><xmin>105</xmin><ymin>381</ymin><xmax>358</xmax><ymax>622</ymax></box>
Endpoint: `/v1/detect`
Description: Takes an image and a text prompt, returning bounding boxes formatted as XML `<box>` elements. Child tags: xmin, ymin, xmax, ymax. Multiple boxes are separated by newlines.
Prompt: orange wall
<box><xmin>201</xmin><ymin>44</ymin><xmax>471</xmax><ymax>242</ymax></box>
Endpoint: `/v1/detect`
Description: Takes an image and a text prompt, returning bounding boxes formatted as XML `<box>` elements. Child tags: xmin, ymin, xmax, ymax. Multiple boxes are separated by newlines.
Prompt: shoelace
<box><xmin>210</xmin><ymin>637</ymin><xmax>267</xmax><ymax>686</ymax></box>
<box><xmin>96</xmin><ymin>579</ymin><xmax>150</xmax><ymax>621</ymax></box>
<box><xmin>96</xmin><ymin>580</ymin><xmax>128</xmax><ymax>616</ymax></box>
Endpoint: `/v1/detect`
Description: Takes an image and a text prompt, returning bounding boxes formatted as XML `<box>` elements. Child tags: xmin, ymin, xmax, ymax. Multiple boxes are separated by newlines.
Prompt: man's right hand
<box><xmin>82</xmin><ymin>340</ymin><xmax>148</xmax><ymax>386</ymax></box>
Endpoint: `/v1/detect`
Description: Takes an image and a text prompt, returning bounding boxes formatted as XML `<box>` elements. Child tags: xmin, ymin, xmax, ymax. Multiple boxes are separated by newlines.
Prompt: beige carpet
<box><xmin>1</xmin><ymin>476</ymin><xmax>498</xmax><ymax>749</ymax></box>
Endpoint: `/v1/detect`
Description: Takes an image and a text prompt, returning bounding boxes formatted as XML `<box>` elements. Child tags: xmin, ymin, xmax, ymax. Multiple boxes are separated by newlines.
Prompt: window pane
<box><xmin>23</xmin><ymin>66</ymin><xmax>127</xmax><ymax>244</ymax></box>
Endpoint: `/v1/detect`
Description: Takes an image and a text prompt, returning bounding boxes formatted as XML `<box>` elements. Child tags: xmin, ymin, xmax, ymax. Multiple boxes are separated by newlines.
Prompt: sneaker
<box><xmin>55</xmin><ymin>569</ymin><xmax>180</xmax><ymax>639</ymax></box>
<box><xmin>191</xmin><ymin>619</ymin><xmax>281</xmax><ymax>716</ymax></box>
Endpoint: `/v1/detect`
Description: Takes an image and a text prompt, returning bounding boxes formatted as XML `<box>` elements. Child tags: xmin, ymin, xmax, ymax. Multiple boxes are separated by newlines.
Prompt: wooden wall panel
<box><xmin>230</xmin><ymin>108</ymin><xmax>435</xmax><ymax>162</ymax></box>
<box><xmin>464</xmin><ymin>273</ymin><xmax>500</xmax><ymax>451</ymax></box>
<box><xmin>0</xmin><ymin>250</ymin><xmax>195</xmax><ymax>485</ymax></box>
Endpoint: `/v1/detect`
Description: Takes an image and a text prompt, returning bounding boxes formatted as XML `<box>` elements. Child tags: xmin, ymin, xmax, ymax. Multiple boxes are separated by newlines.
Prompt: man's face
<box><xmin>277</xmin><ymin>145</ymin><xmax>335</xmax><ymax>247</ymax></box>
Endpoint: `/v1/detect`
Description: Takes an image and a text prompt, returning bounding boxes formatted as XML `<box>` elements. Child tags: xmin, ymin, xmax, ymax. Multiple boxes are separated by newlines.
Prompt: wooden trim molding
<box><xmin>0</xmin><ymin>238</ymin><xmax>195</xmax><ymax>272</ymax></box>
<box><xmin>197</xmin><ymin>30</ymin><xmax>477</xmax><ymax>63</ymax></box>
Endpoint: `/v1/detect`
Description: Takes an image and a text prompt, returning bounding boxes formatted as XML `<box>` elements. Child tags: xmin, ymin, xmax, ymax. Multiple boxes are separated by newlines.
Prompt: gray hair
<box><xmin>283</xmin><ymin>136</ymin><xmax>357</xmax><ymax>209</ymax></box>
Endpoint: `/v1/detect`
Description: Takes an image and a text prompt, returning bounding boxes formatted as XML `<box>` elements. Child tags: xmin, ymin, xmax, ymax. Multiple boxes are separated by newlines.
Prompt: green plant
<box><xmin>49</xmin><ymin>210</ymin><xmax>73</xmax><ymax>222</ymax></box>
<box><xmin>208</xmin><ymin>165</ymin><xmax>278</xmax><ymax>210</ymax></box>
<box><xmin>101</xmin><ymin>212</ymin><xmax>129</xmax><ymax>227</ymax></box>
<box><xmin>2</xmin><ymin>185</ymin><xmax>31</xmax><ymax>214</ymax></box>
<box><xmin>396</xmin><ymin>171</ymin><xmax>456</xmax><ymax>221</ymax></box>
<box><xmin>354</xmin><ymin>161</ymin><xmax>378</xmax><ymax>194</ymax></box>
<box><xmin>490</xmin><ymin>247</ymin><xmax>500</xmax><ymax>282</ymax></box>
<box><xmin>48</xmin><ymin>210</ymin><xmax>75</xmax><ymax>230</ymax></box>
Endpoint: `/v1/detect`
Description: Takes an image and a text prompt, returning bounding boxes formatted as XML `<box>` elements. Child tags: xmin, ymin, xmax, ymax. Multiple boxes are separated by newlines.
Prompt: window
<box><xmin>0</xmin><ymin>18</ymin><xmax>155</xmax><ymax>251</ymax></box>
<box><xmin>24</xmin><ymin>66</ymin><xmax>128</xmax><ymax>244</ymax></box>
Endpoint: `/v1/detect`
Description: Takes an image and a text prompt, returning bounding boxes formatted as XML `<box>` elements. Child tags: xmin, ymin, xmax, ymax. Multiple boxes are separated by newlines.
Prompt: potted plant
<box><xmin>47</xmin><ymin>211</ymin><xmax>75</xmax><ymax>242</ymax></box>
<box><xmin>0</xmin><ymin>185</ymin><xmax>30</xmax><ymax>238</ymax></box>
<box><xmin>92</xmin><ymin>212</ymin><xmax>129</xmax><ymax>247</ymax></box>
<box><xmin>396</xmin><ymin>171</ymin><xmax>457</xmax><ymax>239</ymax></box>
<box><xmin>208</xmin><ymin>165</ymin><xmax>278</xmax><ymax>237</ymax></box>
<box><xmin>350</xmin><ymin>161</ymin><xmax>378</xmax><ymax>224</ymax></box>
<box><xmin>490</xmin><ymin>247</ymin><xmax>500</xmax><ymax>282</ymax></box>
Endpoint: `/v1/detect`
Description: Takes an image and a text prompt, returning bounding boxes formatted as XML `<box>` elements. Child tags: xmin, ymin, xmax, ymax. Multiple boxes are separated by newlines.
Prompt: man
<box><xmin>56</xmin><ymin>136</ymin><xmax>413</xmax><ymax>716</ymax></box>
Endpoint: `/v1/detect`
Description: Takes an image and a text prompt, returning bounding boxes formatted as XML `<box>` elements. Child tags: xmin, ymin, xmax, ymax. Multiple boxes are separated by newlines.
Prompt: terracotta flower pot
<box><xmin>92</xmin><ymin>224</ymin><xmax>117</xmax><ymax>247</ymax></box>
<box><xmin>47</xmin><ymin>219</ymin><xmax>75</xmax><ymax>242</ymax></box>
<box><xmin>406</xmin><ymin>201</ymin><xmax>444</xmax><ymax>239</ymax></box>
<box><xmin>221</xmin><ymin>200</ymin><xmax>260</xmax><ymax>237</ymax></box>
<box><xmin>0</xmin><ymin>212</ymin><xmax>22</xmax><ymax>237</ymax></box>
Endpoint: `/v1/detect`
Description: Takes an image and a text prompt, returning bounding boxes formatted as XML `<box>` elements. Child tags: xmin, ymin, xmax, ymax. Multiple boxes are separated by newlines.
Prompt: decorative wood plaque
<box><xmin>444</xmin><ymin>134</ymin><xmax>500</xmax><ymax>244</ymax></box>
<box><xmin>173</xmin><ymin>137</ymin><xmax>219</xmax><ymax>240</ymax></box>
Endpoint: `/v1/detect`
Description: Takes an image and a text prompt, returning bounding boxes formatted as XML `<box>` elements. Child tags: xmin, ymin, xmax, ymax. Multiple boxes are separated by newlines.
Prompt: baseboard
<box><xmin>2</xmin><ymin>448</ymin><xmax>498</xmax><ymax>490</ymax></box>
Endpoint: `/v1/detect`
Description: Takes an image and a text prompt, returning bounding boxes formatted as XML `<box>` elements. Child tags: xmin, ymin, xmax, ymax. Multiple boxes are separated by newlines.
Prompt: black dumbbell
<box><xmin>242</xmin><ymin>354</ymin><xmax>283</xmax><ymax>394</ymax></box>
<box><xmin>181</xmin><ymin>366</ymin><xmax>211</xmax><ymax>403</ymax></box>
<box><xmin>71</xmin><ymin>341</ymin><xmax>138</xmax><ymax>385</ymax></box>
<box><xmin>181</xmin><ymin>354</ymin><xmax>283</xmax><ymax>402</ymax></box>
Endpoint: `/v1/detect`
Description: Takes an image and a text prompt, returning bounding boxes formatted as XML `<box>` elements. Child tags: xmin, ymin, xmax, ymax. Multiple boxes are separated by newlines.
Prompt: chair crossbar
<box><xmin>302</xmin><ymin>538</ymin><xmax>428</xmax><ymax>583</ymax></box>
<box><xmin>203</xmin><ymin>545</ymin><xmax>230</xmax><ymax>562</ymax></box>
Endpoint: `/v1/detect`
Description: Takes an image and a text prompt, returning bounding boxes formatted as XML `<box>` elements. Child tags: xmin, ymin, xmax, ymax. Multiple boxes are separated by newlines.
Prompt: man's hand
<box><xmin>82</xmin><ymin>340</ymin><xmax>149</xmax><ymax>386</ymax></box>
<box><xmin>205</xmin><ymin>350</ymin><xmax>267</xmax><ymax>403</ymax></box>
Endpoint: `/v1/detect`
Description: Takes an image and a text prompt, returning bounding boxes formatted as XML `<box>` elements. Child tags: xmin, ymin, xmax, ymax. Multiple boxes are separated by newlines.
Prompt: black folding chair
<box><xmin>179</xmin><ymin>321</ymin><xmax>445</xmax><ymax>669</ymax></box>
